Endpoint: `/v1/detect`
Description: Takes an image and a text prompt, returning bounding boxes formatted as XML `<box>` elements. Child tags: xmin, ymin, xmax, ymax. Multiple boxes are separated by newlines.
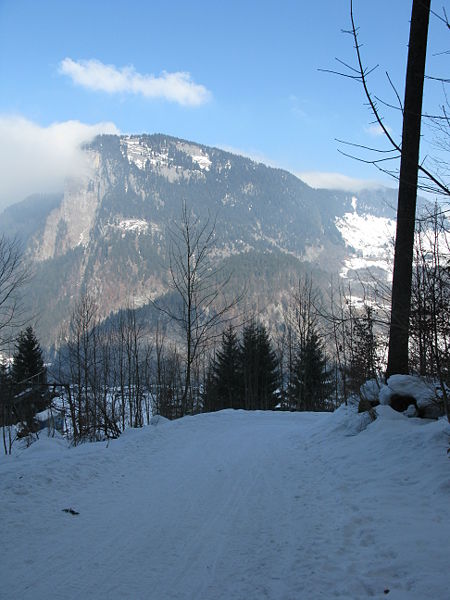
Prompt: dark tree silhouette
<box><xmin>12</xmin><ymin>326</ymin><xmax>48</xmax><ymax>428</ymax></box>
<box><xmin>290</xmin><ymin>328</ymin><xmax>330</xmax><ymax>411</ymax></box>
<box><xmin>12</xmin><ymin>326</ymin><xmax>46</xmax><ymax>388</ymax></box>
<box><xmin>206</xmin><ymin>325</ymin><xmax>242</xmax><ymax>411</ymax></box>
<box><xmin>386</xmin><ymin>0</ymin><xmax>431</xmax><ymax>376</ymax></box>
<box><xmin>240</xmin><ymin>320</ymin><xmax>279</xmax><ymax>410</ymax></box>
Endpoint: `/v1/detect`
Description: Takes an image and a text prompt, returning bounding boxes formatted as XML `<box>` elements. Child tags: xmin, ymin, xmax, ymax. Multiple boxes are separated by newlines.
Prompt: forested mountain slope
<box><xmin>0</xmin><ymin>134</ymin><xmax>398</xmax><ymax>346</ymax></box>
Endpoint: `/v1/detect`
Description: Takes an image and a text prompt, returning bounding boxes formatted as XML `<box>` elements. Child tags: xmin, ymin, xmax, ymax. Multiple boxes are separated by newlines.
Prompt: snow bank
<box><xmin>383</xmin><ymin>374</ymin><xmax>437</xmax><ymax>407</ymax></box>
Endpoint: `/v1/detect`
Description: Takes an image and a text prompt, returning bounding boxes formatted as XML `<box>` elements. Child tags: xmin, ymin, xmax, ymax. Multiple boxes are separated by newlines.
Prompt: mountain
<box><xmin>0</xmin><ymin>133</ymin><xmax>399</xmax><ymax>347</ymax></box>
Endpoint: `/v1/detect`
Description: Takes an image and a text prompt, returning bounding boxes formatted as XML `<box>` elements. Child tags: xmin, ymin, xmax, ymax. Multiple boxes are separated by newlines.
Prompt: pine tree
<box><xmin>0</xmin><ymin>359</ymin><xmax>12</xmax><ymax>426</ymax></box>
<box><xmin>202</xmin><ymin>364</ymin><xmax>219</xmax><ymax>413</ymax></box>
<box><xmin>12</xmin><ymin>326</ymin><xmax>46</xmax><ymax>388</ymax></box>
<box><xmin>12</xmin><ymin>326</ymin><xmax>48</xmax><ymax>426</ymax></box>
<box><xmin>0</xmin><ymin>359</ymin><xmax>10</xmax><ymax>388</ymax></box>
<box><xmin>240</xmin><ymin>320</ymin><xmax>279</xmax><ymax>410</ymax></box>
<box><xmin>207</xmin><ymin>325</ymin><xmax>242</xmax><ymax>411</ymax></box>
<box><xmin>290</xmin><ymin>328</ymin><xmax>330</xmax><ymax>411</ymax></box>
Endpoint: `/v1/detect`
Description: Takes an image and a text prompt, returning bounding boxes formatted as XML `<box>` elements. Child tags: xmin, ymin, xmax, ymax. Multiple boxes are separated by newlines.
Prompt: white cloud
<box><xmin>365</xmin><ymin>123</ymin><xmax>392</xmax><ymax>137</ymax></box>
<box><xmin>0</xmin><ymin>115</ymin><xmax>119</xmax><ymax>211</ymax></box>
<box><xmin>297</xmin><ymin>171</ymin><xmax>385</xmax><ymax>192</ymax></box>
<box><xmin>59</xmin><ymin>58</ymin><xmax>211</xmax><ymax>107</ymax></box>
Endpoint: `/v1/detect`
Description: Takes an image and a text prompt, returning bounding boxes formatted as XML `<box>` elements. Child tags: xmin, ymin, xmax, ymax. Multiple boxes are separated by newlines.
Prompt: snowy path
<box><xmin>1</xmin><ymin>408</ymin><xmax>449</xmax><ymax>599</ymax></box>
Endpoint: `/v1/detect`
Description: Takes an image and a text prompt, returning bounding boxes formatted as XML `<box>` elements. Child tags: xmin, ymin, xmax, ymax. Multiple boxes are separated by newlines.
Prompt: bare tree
<box><xmin>386</xmin><ymin>0</ymin><xmax>431</xmax><ymax>377</ymax></box>
<box><xmin>320</xmin><ymin>276</ymin><xmax>385</xmax><ymax>405</ymax></box>
<box><xmin>65</xmin><ymin>293</ymin><xmax>101</xmax><ymax>440</ymax></box>
<box><xmin>324</xmin><ymin>1</ymin><xmax>449</xmax><ymax>376</ymax></box>
<box><xmin>153</xmin><ymin>203</ymin><xmax>242</xmax><ymax>415</ymax></box>
<box><xmin>410</xmin><ymin>205</ymin><xmax>450</xmax><ymax>421</ymax></box>
<box><xmin>115</xmin><ymin>306</ymin><xmax>151</xmax><ymax>428</ymax></box>
<box><xmin>0</xmin><ymin>235</ymin><xmax>29</xmax><ymax>350</ymax></box>
<box><xmin>0</xmin><ymin>235</ymin><xmax>30</xmax><ymax>453</ymax></box>
<box><xmin>152</xmin><ymin>329</ymin><xmax>184</xmax><ymax>420</ymax></box>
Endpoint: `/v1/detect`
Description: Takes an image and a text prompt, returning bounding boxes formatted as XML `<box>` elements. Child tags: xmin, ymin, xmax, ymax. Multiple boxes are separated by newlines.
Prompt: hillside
<box><xmin>1</xmin><ymin>406</ymin><xmax>448</xmax><ymax>599</ymax></box>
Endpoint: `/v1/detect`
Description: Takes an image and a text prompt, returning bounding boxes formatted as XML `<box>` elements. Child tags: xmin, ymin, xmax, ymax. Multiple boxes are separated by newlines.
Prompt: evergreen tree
<box><xmin>240</xmin><ymin>320</ymin><xmax>259</xmax><ymax>410</ymax></box>
<box><xmin>290</xmin><ymin>328</ymin><xmax>330</xmax><ymax>411</ymax></box>
<box><xmin>0</xmin><ymin>359</ymin><xmax>10</xmax><ymax>388</ymax></box>
<box><xmin>201</xmin><ymin>363</ymin><xmax>218</xmax><ymax>413</ymax></box>
<box><xmin>206</xmin><ymin>325</ymin><xmax>242</xmax><ymax>411</ymax></box>
<box><xmin>240</xmin><ymin>320</ymin><xmax>279</xmax><ymax>410</ymax></box>
<box><xmin>12</xmin><ymin>326</ymin><xmax>46</xmax><ymax>388</ymax></box>
<box><xmin>12</xmin><ymin>326</ymin><xmax>48</xmax><ymax>426</ymax></box>
<box><xmin>0</xmin><ymin>360</ymin><xmax>12</xmax><ymax>426</ymax></box>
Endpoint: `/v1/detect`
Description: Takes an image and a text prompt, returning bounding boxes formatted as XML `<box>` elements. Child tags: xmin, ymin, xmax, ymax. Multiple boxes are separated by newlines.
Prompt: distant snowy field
<box><xmin>1</xmin><ymin>407</ymin><xmax>449</xmax><ymax>600</ymax></box>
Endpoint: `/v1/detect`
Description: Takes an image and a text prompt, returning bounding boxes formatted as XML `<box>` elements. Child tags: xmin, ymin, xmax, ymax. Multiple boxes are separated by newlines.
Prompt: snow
<box><xmin>380</xmin><ymin>374</ymin><xmax>438</xmax><ymax>408</ymax></box>
<box><xmin>336</xmin><ymin>210</ymin><xmax>396</xmax><ymax>279</ymax></box>
<box><xmin>0</xmin><ymin>351</ymin><xmax>13</xmax><ymax>367</ymax></box>
<box><xmin>106</xmin><ymin>218</ymin><xmax>163</xmax><ymax>238</ymax></box>
<box><xmin>176</xmin><ymin>141</ymin><xmax>211</xmax><ymax>171</ymax></box>
<box><xmin>117</xmin><ymin>218</ymin><xmax>149</xmax><ymax>235</ymax></box>
<box><xmin>191</xmin><ymin>153</ymin><xmax>211</xmax><ymax>171</ymax></box>
<box><xmin>120</xmin><ymin>136</ymin><xmax>170</xmax><ymax>171</ymax></box>
<box><xmin>1</xmin><ymin>407</ymin><xmax>449</xmax><ymax>599</ymax></box>
<box><xmin>360</xmin><ymin>378</ymin><xmax>381</xmax><ymax>402</ymax></box>
<box><xmin>119</xmin><ymin>137</ymin><xmax>211</xmax><ymax>177</ymax></box>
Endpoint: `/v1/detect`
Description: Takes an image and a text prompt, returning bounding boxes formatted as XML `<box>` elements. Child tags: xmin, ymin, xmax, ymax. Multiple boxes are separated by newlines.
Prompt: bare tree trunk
<box><xmin>386</xmin><ymin>0</ymin><xmax>431</xmax><ymax>377</ymax></box>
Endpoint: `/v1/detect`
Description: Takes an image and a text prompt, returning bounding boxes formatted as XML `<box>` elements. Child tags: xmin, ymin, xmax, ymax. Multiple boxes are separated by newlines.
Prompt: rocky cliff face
<box><xmin>0</xmin><ymin>133</ymin><xmax>398</xmax><ymax>346</ymax></box>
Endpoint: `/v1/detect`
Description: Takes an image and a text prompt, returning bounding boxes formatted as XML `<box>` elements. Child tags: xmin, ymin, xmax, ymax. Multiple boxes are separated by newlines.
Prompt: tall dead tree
<box><xmin>324</xmin><ymin>1</ymin><xmax>444</xmax><ymax>377</ymax></box>
<box><xmin>386</xmin><ymin>0</ymin><xmax>431</xmax><ymax>377</ymax></box>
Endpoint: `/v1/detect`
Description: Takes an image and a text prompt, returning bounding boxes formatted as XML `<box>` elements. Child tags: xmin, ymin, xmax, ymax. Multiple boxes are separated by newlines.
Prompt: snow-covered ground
<box><xmin>1</xmin><ymin>407</ymin><xmax>449</xmax><ymax>599</ymax></box>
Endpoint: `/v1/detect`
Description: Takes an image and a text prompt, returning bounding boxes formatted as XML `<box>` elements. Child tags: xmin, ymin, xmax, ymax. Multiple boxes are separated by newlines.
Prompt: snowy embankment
<box><xmin>1</xmin><ymin>407</ymin><xmax>449</xmax><ymax>600</ymax></box>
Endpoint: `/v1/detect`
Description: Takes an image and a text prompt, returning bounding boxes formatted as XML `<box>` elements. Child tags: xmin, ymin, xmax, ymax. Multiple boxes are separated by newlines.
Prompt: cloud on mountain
<box><xmin>59</xmin><ymin>58</ymin><xmax>212</xmax><ymax>107</ymax></box>
<box><xmin>0</xmin><ymin>116</ymin><xmax>119</xmax><ymax>211</ymax></box>
<box><xmin>297</xmin><ymin>171</ymin><xmax>386</xmax><ymax>193</ymax></box>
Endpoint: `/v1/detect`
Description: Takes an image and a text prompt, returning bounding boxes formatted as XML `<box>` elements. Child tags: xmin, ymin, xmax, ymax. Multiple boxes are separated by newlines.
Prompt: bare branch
<box><xmin>0</xmin><ymin>235</ymin><xmax>31</xmax><ymax>350</ymax></box>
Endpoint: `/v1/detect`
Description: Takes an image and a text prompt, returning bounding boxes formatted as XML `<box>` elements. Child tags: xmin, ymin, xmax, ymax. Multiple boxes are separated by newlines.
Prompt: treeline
<box><xmin>1</xmin><ymin>277</ymin><xmax>378</xmax><ymax>451</ymax></box>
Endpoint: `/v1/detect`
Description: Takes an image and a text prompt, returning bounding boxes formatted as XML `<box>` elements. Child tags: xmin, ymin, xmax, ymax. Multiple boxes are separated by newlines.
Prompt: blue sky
<box><xmin>0</xmin><ymin>0</ymin><xmax>448</xmax><ymax>208</ymax></box>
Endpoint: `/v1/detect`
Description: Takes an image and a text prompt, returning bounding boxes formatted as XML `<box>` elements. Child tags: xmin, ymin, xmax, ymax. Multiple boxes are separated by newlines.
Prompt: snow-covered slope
<box><xmin>336</xmin><ymin>206</ymin><xmax>396</xmax><ymax>279</ymax></box>
<box><xmin>1</xmin><ymin>408</ymin><xmax>448</xmax><ymax>599</ymax></box>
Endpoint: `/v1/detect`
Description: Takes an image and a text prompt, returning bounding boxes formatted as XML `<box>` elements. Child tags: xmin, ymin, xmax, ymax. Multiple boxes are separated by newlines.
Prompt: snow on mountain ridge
<box><xmin>120</xmin><ymin>136</ymin><xmax>212</xmax><ymax>173</ymax></box>
<box><xmin>176</xmin><ymin>141</ymin><xmax>211</xmax><ymax>171</ymax></box>
<box><xmin>336</xmin><ymin>207</ymin><xmax>396</xmax><ymax>280</ymax></box>
<box><xmin>120</xmin><ymin>136</ymin><xmax>170</xmax><ymax>171</ymax></box>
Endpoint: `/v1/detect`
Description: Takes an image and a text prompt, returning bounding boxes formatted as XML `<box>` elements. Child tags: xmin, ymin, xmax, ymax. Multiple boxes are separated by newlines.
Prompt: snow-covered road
<box><xmin>1</xmin><ymin>408</ymin><xmax>449</xmax><ymax>599</ymax></box>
